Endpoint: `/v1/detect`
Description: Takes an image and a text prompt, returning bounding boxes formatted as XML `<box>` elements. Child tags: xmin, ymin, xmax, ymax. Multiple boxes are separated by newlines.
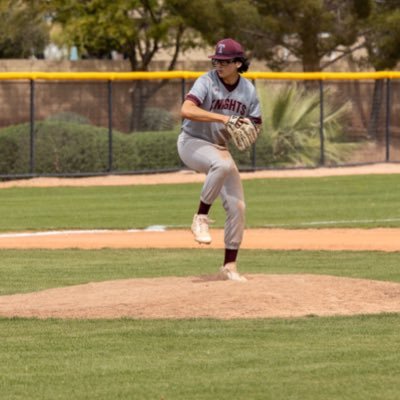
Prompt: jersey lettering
<box><xmin>211</xmin><ymin>98</ymin><xmax>247</xmax><ymax>115</ymax></box>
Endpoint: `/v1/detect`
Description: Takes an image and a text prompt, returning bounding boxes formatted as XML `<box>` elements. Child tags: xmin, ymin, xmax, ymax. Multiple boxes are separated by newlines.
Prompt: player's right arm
<box><xmin>181</xmin><ymin>99</ymin><xmax>229</xmax><ymax>124</ymax></box>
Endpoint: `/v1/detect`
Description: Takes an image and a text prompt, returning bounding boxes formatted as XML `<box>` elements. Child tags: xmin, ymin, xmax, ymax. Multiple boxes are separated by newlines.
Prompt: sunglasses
<box><xmin>211</xmin><ymin>59</ymin><xmax>235</xmax><ymax>67</ymax></box>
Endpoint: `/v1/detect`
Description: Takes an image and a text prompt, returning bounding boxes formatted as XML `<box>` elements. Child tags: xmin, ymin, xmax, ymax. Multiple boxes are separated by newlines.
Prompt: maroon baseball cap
<box><xmin>208</xmin><ymin>38</ymin><xmax>245</xmax><ymax>60</ymax></box>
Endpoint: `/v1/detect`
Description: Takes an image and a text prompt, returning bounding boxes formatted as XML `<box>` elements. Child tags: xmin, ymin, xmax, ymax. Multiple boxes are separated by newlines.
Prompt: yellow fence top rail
<box><xmin>0</xmin><ymin>70</ymin><xmax>400</xmax><ymax>81</ymax></box>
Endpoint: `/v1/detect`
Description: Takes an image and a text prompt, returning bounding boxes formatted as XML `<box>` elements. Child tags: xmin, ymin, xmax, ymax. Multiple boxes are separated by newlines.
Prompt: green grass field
<box><xmin>1</xmin><ymin>315</ymin><xmax>399</xmax><ymax>400</ymax></box>
<box><xmin>1</xmin><ymin>174</ymin><xmax>400</xmax><ymax>399</ymax></box>
<box><xmin>1</xmin><ymin>174</ymin><xmax>399</xmax><ymax>231</ymax></box>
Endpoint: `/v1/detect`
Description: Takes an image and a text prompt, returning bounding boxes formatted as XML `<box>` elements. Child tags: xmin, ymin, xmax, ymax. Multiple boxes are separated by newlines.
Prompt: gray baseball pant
<box><xmin>177</xmin><ymin>132</ymin><xmax>245</xmax><ymax>249</ymax></box>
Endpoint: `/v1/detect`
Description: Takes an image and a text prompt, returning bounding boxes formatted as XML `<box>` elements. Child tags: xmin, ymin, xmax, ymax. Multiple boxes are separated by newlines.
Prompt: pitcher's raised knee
<box><xmin>211</xmin><ymin>158</ymin><xmax>236</xmax><ymax>177</ymax></box>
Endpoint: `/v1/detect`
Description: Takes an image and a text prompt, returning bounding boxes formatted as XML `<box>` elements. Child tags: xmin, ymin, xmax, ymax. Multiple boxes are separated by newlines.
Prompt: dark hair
<box><xmin>235</xmin><ymin>57</ymin><xmax>250</xmax><ymax>73</ymax></box>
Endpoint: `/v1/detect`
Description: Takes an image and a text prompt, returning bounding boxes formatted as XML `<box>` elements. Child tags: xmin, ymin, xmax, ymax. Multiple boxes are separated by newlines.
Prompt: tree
<box><xmin>0</xmin><ymin>0</ymin><xmax>49</xmax><ymax>58</ymax></box>
<box><xmin>247</xmin><ymin>0</ymin><xmax>373</xmax><ymax>72</ymax></box>
<box><xmin>362</xmin><ymin>0</ymin><xmax>400</xmax><ymax>70</ymax></box>
<box><xmin>257</xmin><ymin>84</ymin><xmax>352</xmax><ymax>166</ymax></box>
<box><xmin>168</xmin><ymin>0</ymin><xmax>373</xmax><ymax>72</ymax></box>
<box><xmin>357</xmin><ymin>0</ymin><xmax>400</xmax><ymax>137</ymax></box>
<box><xmin>42</xmin><ymin>0</ymin><xmax>196</xmax><ymax>71</ymax></box>
<box><xmin>41</xmin><ymin>0</ymin><xmax>202</xmax><ymax>130</ymax></box>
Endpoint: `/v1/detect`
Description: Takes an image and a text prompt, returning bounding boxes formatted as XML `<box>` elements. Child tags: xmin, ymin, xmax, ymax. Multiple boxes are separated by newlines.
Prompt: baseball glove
<box><xmin>225</xmin><ymin>115</ymin><xmax>260</xmax><ymax>151</ymax></box>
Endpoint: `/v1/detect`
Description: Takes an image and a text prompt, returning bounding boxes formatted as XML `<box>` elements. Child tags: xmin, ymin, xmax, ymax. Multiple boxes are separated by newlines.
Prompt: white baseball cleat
<box><xmin>219</xmin><ymin>262</ymin><xmax>247</xmax><ymax>282</ymax></box>
<box><xmin>191</xmin><ymin>214</ymin><xmax>212</xmax><ymax>244</ymax></box>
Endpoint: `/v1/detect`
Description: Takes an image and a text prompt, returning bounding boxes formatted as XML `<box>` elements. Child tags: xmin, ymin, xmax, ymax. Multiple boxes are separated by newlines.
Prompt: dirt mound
<box><xmin>1</xmin><ymin>274</ymin><xmax>399</xmax><ymax>320</ymax></box>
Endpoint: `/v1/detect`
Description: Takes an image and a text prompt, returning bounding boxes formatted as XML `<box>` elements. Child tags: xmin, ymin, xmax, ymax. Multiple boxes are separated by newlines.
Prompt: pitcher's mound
<box><xmin>1</xmin><ymin>274</ymin><xmax>400</xmax><ymax>319</ymax></box>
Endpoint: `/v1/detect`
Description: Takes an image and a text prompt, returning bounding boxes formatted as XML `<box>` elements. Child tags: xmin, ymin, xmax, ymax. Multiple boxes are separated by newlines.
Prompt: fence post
<box><xmin>179</xmin><ymin>78</ymin><xmax>186</xmax><ymax>169</ymax></box>
<box><xmin>251</xmin><ymin>79</ymin><xmax>257</xmax><ymax>170</ymax></box>
<box><xmin>319</xmin><ymin>80</ymin><xmax>325</xmax><ymax>166</ymax></box>
<box><xmin>385</xmin><ymin>78</ymin><xmax>392</xmax><ymax>162</ymax></box>
<box><xmin>107</xmin><ymin>80</ymin><xmax>113</xmax><ymax>172</ymax></box>
<box><xmin>181</xmin><ymin>78</ymin><xmax>186</xmax><ymax>104</ymax></box>
<box><xmin>29</xmin><ymin>79</ymin><xmax>35</xmax><ymax>174</ymax></box>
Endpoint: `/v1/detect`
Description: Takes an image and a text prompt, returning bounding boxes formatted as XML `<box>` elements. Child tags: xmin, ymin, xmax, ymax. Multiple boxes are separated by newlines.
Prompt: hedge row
<box><xmin>0</xmin><ymin>121</ymin><xmax>274</xmax><ymax>176</ymax></box>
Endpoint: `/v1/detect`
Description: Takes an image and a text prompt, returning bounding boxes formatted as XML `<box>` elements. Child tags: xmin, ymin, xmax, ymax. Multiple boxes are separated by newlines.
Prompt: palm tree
<box><xmin>258</xmin><ymin>83</ymin><xmax>353</xmax><ymax>166</ymax></box>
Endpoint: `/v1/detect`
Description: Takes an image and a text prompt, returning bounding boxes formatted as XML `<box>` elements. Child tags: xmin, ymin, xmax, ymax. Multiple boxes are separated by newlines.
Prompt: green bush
<box><xmin>0</xmin><ymin>121</ymin><xmax>182</xmax><ymax>175</ymax></box>
<box><xmin>0</xmin><ymin>122</ymin><xmax>111</xmax><ymax>174</ymax></box>
<box><xmin>0</xmin><ymin>133</ymin><xmax>26</xmax><ymax>173</ymax></box>
<box><xmin>129</xmin><ymin>131</ymin><xmax>182</xmax><ymax>170</ymax></box>
<box><xmin>0</xmin><ymin>88</ymin><xmax>356</xmax><ymax>176</ymax></box>
<box><xmin>0</xmin><ymin>82</ymin><xmax>362</xmax><ymax>177</ymax></box>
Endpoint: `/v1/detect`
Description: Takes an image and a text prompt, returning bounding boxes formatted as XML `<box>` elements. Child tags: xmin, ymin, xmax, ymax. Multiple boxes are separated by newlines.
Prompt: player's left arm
<box><xmin>247</xmin><ymin>97</ymin><xmax>262</xmax><ymax>137</ymax></box>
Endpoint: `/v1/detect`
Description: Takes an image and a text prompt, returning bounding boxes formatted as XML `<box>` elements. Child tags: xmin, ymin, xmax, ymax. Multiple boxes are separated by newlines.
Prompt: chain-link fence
<box><xmin>0</xmin><ymin>71</ymin><xmax>399</xmax><ymax>178</ymax></box>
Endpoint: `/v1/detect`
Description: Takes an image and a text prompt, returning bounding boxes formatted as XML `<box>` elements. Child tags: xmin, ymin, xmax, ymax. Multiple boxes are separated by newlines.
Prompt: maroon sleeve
<box><xmin>249</xmin><ymin>116</ymin><xmax>262</xmax><ymax>125</ymax></box>
<box><xmin>185</xmin><ymin>94</ymin><xmax>202</xmax><ymax>106</ymax></box>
